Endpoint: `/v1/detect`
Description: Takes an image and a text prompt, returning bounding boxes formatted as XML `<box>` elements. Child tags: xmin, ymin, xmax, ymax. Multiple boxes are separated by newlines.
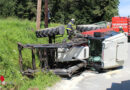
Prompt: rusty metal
<box><xmin>32</xmin><ymin>48</ymin><xmax>36</xmax><ymax>70</ymax></box>
<box><xmin>38</xmin><ymin>49</ymin><xmax>43</xmax><ymax>68</ymax></box>
<box><xmin>50</xmin><ymin>63</ymin><xmax>85</xmax><ymax>77</ymax></box>
<box><xmin>18</xmin><ymin>43</ymin><xmax>23</xmax><ymax>72</ymax></box>
<box><xmin>17</xmin><ymin>39</ymin><xmax>88</xmax><ymax>76</ymax></box>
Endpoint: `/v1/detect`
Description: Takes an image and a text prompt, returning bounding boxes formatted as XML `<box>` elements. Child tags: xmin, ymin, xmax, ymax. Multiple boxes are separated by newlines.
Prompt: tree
<box><xmin>15</xmin><ymin>0</ymin><xmax>37</xmax><ymax>20</ymax></box>
<box><xmin>0</xmin><ymin>0</ymin><xmax>16</xmax><ymax>17</ymax></box>
<box><xmin>0</xmin><ymin>0</ymin><xmax>119</xmax><ymax>24</ymax></box>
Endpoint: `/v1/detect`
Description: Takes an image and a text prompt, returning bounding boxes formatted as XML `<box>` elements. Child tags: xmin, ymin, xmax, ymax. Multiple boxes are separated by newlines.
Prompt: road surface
<box><xmin>48</xmin><ymin>43</ymin><xmax>130</xmax><ymax>90</ymax></box>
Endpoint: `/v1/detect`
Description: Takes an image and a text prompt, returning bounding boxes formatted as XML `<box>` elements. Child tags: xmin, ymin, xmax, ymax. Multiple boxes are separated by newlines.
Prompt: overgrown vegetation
<box><xmin>0</xmin><ymin>18</ymin><xmax>63</xmax><ymax>89</ymax></box>
<box><xmin>0</xmin><ymin>0</ymin><xmax>119</xmax><ymax>24</ymax></box>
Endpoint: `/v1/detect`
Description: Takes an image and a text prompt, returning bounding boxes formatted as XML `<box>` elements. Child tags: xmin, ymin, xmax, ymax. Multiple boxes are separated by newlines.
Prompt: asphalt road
<box><xmin>48</xmin><ymin>43</ymin><xmax>130</xmax><ymax>90</ymax></box>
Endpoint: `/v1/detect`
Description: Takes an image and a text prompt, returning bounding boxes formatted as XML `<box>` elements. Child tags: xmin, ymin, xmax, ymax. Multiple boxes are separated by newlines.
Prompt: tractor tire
<box><xmin>35</xmin><ymin>26</ymin><xmax>65</xmax><ymax>38</ymax></box>
<box><xmin>76</xmin><ymin>25</ymin><xmax>106</xmax><ymax>32</ymax></box>
<box><xmin>76</xmin><ymin>25</ymin><xmax>95</xmax><ymax>32</ymax></box>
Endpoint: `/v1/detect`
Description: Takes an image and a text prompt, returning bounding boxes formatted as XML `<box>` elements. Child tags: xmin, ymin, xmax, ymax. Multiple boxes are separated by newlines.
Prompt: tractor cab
<box><xmin>86</xmin><ymin>31</ymin><xmax>128</xmax><ymax>69</ymax></box>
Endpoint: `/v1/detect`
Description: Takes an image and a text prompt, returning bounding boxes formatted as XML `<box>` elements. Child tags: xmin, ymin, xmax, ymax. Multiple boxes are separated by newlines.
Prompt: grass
<box><xmin>0</xmin><ymin>17</ymin><xmax>67</xmax><ymax>89</ymax></box>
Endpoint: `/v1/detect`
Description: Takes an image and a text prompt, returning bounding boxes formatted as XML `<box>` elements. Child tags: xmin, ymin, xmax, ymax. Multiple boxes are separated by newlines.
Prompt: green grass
<box><xmin>0</xmin><ymin>17</ymin><xmax>67</xmax><ymax>89</ymax></box>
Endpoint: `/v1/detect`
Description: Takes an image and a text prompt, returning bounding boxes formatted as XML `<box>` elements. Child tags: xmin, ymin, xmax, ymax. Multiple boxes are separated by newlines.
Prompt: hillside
<box><xmin>0</xmin><ymin>18</ymin><xmax>64</xmax><ymax>89</ymax></box>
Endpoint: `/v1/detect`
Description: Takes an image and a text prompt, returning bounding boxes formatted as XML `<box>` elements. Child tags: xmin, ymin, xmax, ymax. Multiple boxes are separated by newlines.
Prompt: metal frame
<box><xmin>18</xmin><ymin>40</ymin><xmax>88</xmax><ymax>76</ymax></box>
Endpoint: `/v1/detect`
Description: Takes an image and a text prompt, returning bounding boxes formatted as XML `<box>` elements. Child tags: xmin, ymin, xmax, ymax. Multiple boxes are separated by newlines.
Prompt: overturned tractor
<box><xmin>18</xmin><ymin>25</ymin><xmax>128</xmax><ymax>77</ymax></box>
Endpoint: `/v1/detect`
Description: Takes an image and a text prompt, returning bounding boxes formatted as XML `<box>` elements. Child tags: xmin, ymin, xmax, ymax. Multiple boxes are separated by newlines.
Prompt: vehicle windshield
<box><xmin>89</xmin><ymin>39</ymin><xmax>102</xmax><ymax>57</ymax></box>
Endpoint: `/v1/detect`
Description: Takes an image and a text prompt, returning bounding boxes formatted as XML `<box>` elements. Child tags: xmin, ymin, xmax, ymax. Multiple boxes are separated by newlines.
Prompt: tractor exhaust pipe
<box><xmin>50</xmin><ymin>62</ymin><xmax>85</xmax><ymax>77</ymax></box>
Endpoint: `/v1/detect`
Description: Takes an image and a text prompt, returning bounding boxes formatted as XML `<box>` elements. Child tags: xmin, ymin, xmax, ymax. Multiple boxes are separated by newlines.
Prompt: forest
<box><xmin>0</xmin><ymin>0</ymin><xmax>119</xmax><ymax>24</ymax></box>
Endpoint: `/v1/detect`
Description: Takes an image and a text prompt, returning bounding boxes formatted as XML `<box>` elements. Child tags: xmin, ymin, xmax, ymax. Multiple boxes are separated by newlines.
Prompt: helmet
<box><xmin>71</xmin><ymin>18</ymin><xmax>75</xmax><ymax>22</ymax></box>
<box><xmin>119</xmin><ymin>26</ymin><xmax>122</xmax><ymax>28</ymax></box>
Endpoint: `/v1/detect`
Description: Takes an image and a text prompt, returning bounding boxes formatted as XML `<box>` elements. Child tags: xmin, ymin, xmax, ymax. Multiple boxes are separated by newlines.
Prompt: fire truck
<box><xmin>112</xmin><ymin>16</ymin><xmax>130</xmax><ymax>36</ymax></box>
<box><xmin>76</xmin><ymin>16</ymin><xmax>130</xmax><ymax>38</ymax></box>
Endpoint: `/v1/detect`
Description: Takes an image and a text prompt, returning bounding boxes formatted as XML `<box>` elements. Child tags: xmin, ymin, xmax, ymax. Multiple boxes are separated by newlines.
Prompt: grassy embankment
<box><xmin>0</xmin><ymin>18</ymin><xmax>67</xmax><ymax>89</ymax></box>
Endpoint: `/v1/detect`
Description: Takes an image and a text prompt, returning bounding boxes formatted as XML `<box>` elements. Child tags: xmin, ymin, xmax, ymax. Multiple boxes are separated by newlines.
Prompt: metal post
<box><xmin>39</xmin><ymin>49</ymin><xmax>43</xmax><ymax>68</ymax></box>
<box><xmin>32</xmin><ymin>48</ymin><xmax>36</xmax><ymax>70</ymax></box>
<box><xmin>36</xmin><ymin>0</ymin><xmax>42</xmax><ymax>30</ymax></box>
<box><xmin>44</xmin><ymin>0</ymin><xmax>48</xmax><ymax>28</ymax></box>
<box><xmin>18</xmin><ymin>44</ymin><xmax>23</xmax><ymax>72</ymax></box>
<box><xmin>49</xmin><ymin>36</ymin><xmax>52</xmax><ymax>43</ymax></box>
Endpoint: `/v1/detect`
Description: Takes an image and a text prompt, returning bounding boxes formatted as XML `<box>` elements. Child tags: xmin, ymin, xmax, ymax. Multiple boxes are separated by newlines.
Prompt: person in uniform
<box><xmin>119</xmin><ymin>26</ymin><xmax>124</xmax><ymax>33</ymax></box>
<box><xmin>66</xmin><ymin>18</ymin><xmax>75</xmax><ymax>39</ymax></box>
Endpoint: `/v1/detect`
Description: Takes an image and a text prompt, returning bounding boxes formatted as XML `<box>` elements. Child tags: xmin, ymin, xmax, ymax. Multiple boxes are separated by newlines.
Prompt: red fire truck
<box><xmin>112</xmin><ymin>16</ymin><xmax>130</xmax><ymax>36</ymax></box>
<box><xmin>81</xmin><ymin>16</ymin><xmax>130</xmax><ymax>38</ymax></box>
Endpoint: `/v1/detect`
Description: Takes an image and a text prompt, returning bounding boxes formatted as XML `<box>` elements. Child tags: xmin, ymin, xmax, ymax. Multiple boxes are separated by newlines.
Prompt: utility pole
<box><xmin>44</xmin><ymin>0</ymin><xmax>52</xmax><ymax>43</ymax></box>
<box><xmin>36</xmin><ymin>0</ymin><xmax>42</xmax><ymax>30</ymax></box>
<box><xmin>44</xmin><ymin>0</ymin><xmax>48</xmax><ymax>28</ymax></box>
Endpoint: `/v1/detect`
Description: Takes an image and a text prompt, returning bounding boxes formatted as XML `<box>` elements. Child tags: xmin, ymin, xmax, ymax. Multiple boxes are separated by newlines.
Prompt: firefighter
<box><xmin>119</xmin><ymin>26</ymin><xmax>124</xmax><ymax>33</ymax></box>
<box><xmin>66</xmin><ymin>18</ymin><xmax>75</xmax><ymax>39</ymax></box>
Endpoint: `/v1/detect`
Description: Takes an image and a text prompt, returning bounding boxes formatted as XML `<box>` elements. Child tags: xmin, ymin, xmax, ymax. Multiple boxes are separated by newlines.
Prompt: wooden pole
<box><xmin>44</xmin><ymin>0</ymin><xmax>52</xmax><ymax>43</ymax></box>
<box><xmin>44</xmin><ymin>0</ymin><xmax>48</xmax><ymax>28</ymax></box>
<box><xmin>36</xmin><ymin>0</ymin><xmax>42</xmax><ymax>30</ymax></box>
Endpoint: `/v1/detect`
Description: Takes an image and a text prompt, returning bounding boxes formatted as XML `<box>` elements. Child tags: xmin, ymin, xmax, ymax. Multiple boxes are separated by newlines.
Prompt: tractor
<box><xmin>18</xmin><ymin>25</ymin><xmax>128</xmax><ymax>77</ymax></box>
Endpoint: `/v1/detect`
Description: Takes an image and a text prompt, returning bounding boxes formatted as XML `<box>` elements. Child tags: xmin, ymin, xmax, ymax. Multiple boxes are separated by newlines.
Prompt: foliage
<box><xmin>15</xmin><ymin>0</ymin><xmax>37</xmax><ymax>20</ymax></box>
<box><xmin>0</xmin><ymin>0</ymin><xmax>119</xmax><ymax>24</ymax></box>
<box><xmin>45</xmin><ymin>0</ymin><xmax>119</xmax><ymax>24</ymax></box>
<box><xmin>0</xmin><ymin>0</ymin><xmax>16</xmax><ymax>17</ymax></box>
<box><xmin>0</xmin><ymin>18</ymin><xmax>61</xmax><ymax>89</ymax></box>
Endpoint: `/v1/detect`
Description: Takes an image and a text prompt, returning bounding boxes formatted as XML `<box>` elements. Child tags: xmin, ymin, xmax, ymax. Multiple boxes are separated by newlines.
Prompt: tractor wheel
<box><xmin>35</xmin><ymin>26</ymin><xmax>65</xmax><ymax>38</ymax></box>
<box><xmin>76</xmin><ymin>25</ymin><xmax>99</xmax><ymax>32</ymax></box>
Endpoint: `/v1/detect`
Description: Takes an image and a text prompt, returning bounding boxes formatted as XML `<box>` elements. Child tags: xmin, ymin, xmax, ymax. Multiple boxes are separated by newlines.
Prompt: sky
<box><xmin>119</xmin><ymin>0</ymin><xmax>130</xmax><ymax>16</ymax></box>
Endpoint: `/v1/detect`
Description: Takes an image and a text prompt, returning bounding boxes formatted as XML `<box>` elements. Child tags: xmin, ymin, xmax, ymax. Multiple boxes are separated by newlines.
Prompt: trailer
<box><xmin>18</xmin><ymin>26</ymin><xmax>128</xmax><ymax>77</ymax></box>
